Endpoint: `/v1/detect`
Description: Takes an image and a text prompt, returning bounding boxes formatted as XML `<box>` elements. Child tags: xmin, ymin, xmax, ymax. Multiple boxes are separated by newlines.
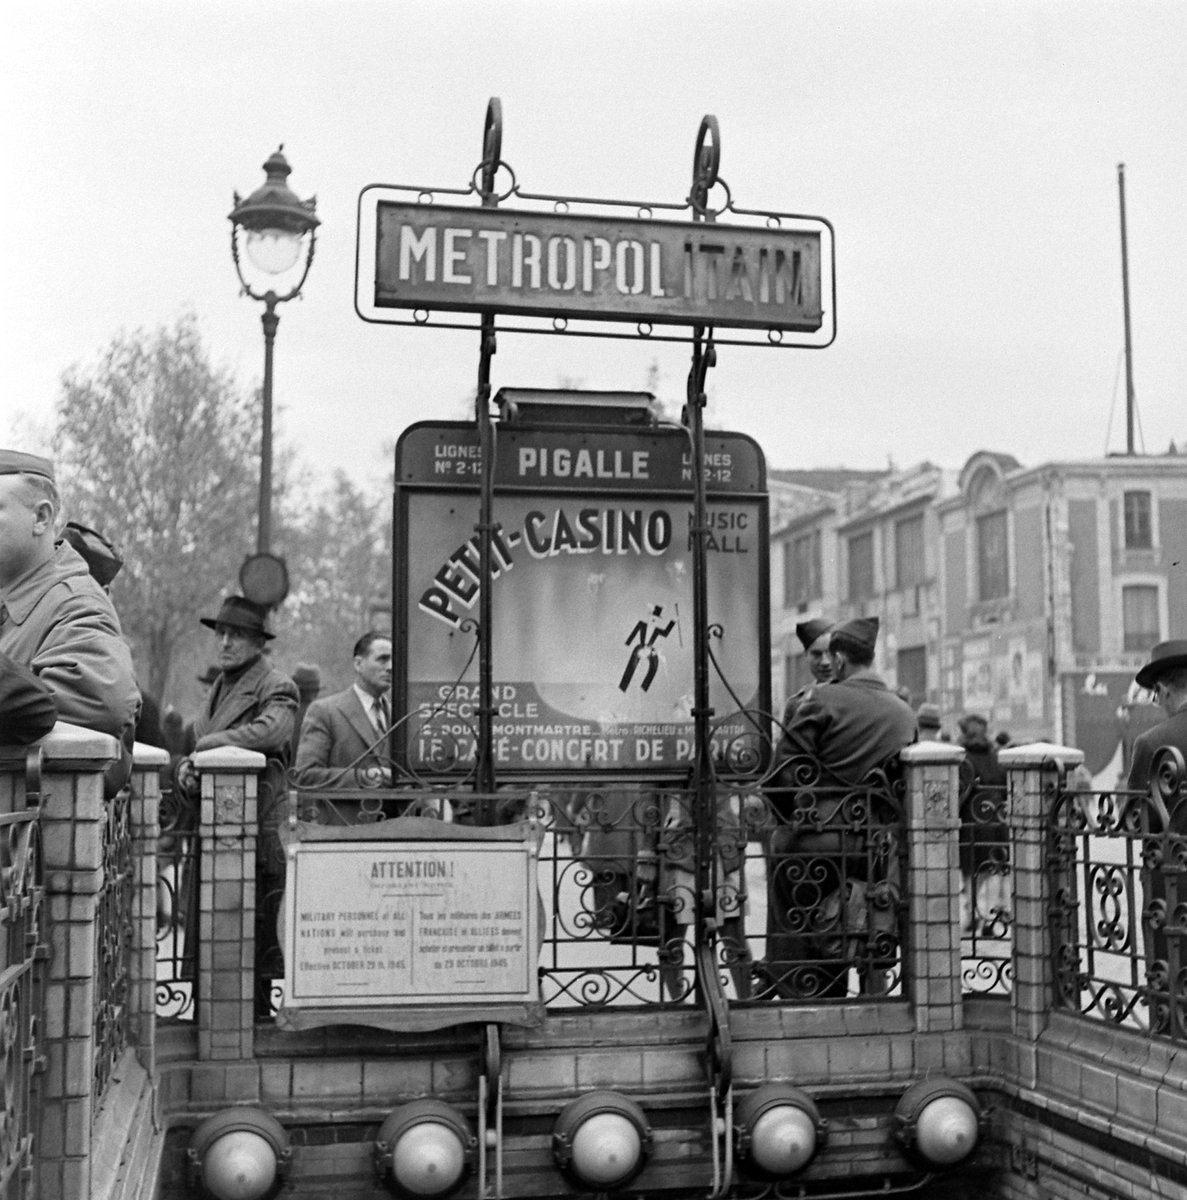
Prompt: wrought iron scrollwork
<box><xmin>94</xmin><ymin>787</ymin><xmax>132</xmax><ymax>1101</ymax></box>
<box><xmin>1049</xmin><ymin>749</ymin><xmax>1186</xmax><ymax>1043</ymax></box>
<box><xmin>1</xmin><ymin>792</ymin><xmax>43</xmax><ymax>1197</ymax></box>
<box><xmin>690</xmin><ymin>114</ymin><xmax>721</xmax><ymax>217</ymax></box>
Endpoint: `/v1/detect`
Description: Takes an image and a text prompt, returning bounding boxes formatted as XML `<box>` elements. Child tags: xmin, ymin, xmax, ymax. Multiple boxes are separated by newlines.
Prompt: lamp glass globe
<box><xmin>245</xmin><ymin>228</ymin><xmax>303</xmax><ymax>275</ymax></box>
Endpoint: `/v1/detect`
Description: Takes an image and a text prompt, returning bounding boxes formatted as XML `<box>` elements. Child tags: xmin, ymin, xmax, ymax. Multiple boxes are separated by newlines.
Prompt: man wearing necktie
<box><xmin>294</xmin><ymin>630</ymin><xmax>395</xmax><ymax>793</ymax></box>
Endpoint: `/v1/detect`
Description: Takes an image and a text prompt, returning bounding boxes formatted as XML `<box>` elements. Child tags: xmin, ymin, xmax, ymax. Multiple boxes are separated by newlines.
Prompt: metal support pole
<box><xmin>687</xmin><ymin>116</ymin><xmax>721</xmax><ymax>1004</ymax></box>
<box><xmin>258</xmin><ymin>294</ymin><xmax>279</xmax><ymax>555</ymax></box>
<box><xmin>475</xmin><ymin>318</ymin><xmax>497</xmax><ymax>806</ymax></box>
<box><xmin>687</xmin><ymin>326</ymin><xmax>717</xmax><ymax>970</ymax></box>
<box><xmin>474</xmin><ymin>99</ymin><xmax>503</xmax><ymax>811</ymax></box>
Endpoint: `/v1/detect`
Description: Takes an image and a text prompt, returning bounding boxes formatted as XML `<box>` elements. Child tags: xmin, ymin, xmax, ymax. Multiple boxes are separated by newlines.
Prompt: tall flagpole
<box><xmin>1117</xmin><ymin>163</ymin><xmax>1136</xmax><ymax>455</ymax></box>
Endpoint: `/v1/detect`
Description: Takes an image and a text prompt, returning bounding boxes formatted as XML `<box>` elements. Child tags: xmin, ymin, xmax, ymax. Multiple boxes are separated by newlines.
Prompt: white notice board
<box><xmin>277</xmin><ymin>818</ymin><xmax>542</xmax><ymax>1032</ymax></box>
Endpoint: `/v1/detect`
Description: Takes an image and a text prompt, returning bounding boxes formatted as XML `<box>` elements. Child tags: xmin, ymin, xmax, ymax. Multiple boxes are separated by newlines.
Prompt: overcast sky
<box><xmin>3</xmin><ymin>1</ymin><xmax>1184</xmax><ymax>491</ymax></box>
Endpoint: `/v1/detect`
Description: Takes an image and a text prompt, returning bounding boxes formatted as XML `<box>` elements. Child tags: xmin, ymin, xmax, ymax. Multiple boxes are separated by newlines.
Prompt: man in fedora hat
<box><xmin>171</xmin><ymin>596</ymin><xmax>298</xmax><ymax>800</ymax></box>
<box><xmin>1127</xmin><ymin>638</ymin><xmax>1187</xmax><ymax>1032</ymax></box>
<box><xmin>182</xmin><ymin>595</ymin><xmax>299</xmax><ymax>761</ymax></box>
<box><xmin>169</xmin><ymin>596</ymin><xmax>298</xmax><ymax>990</ymax></box>
<box><xmin>0</xmin><ymin>449</ymin><xmax>139</xmax><ymax>781</ymax></box>
<box><xmin>765</xmin><ymin>616</ymin><xmax>916</xmax><ymax>999</ymax></box>
<box><xmin>1128</xmin><ymin>639</ymin><xmax>1187</xmax><ymax>793</ymax></box>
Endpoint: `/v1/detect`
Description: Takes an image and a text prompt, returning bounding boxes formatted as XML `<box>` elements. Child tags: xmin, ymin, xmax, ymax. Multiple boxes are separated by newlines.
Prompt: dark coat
<box><xmin>957</xmin><ymin>733</ymin><xmax>1008</xmax><ymax>877</ymax></box>
<box><xmin>778</xmin><ymin>669</ymin><xmax>917</xmax><ymax>787</ymax></box>
<box><xmin>193</xmin><ymin>655</ymin><xmax>298</xmax><ymax>761</ymax></box>
<box><xmin>1125</xmin><ymin>701</ymin><xmax>1186</xmax><ymax>1026</ymax></box>
<box><xmin>776</xmin><ymin>685</ymin><xmax>816</xmax><ymax>736</ymax></box>
<box><xmin>0</xmin><ymin>650</ymin><xmax>57</xmax><ymax>744</ymax></box>
<box><xmin>1127</xmin><ymin>705</ymin><xmax>1187</xmax><ymax>795</ymax></box>
<box><xmin>1</xmin><ymin>541</ymin><xmax>139</xmax><ymax>790</ymax></box>
<box><xmin>135</xmin><ymin>688</ymin><xmax>166</xmax><ymax>749</ymax></box>
<box><xmin>293</xmin><ymin>687</ymin><xmax>387</xmax><ymax>787</ymax></box>
<box><xmin>765</xmin><ymin>668</ymin><xmax>913</xmax><ymax>999</ymax></box>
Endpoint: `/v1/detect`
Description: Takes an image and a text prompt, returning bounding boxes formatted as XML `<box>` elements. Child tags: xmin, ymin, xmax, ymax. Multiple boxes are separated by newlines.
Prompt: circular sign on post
<box><xmin>240</xmin><ymin>553</ymin><xmax>289</xmax><ymax>608</ymax></box>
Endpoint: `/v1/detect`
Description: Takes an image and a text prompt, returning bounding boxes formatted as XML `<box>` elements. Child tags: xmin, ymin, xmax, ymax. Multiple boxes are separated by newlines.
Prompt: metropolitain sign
<box><xmin>357</xmin><ymin>191</ymin><xmax>830</xmax><ymax>335</ymax></box>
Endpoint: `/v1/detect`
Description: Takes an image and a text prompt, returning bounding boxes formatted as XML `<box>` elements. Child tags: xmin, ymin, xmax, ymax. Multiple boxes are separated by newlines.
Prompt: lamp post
<box><xmin>228</xmin><ymin>147</ymin><xmax>319</xmax><ymax>558</ymax></box>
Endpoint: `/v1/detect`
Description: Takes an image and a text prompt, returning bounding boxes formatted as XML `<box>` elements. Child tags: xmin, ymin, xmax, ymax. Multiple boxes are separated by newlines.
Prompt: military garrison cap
<box><xmin>795</xmin><ymin>618</ymin><xmax>833</xmax><ymax>651</ymax></box>
<box><xmin>0</xmin><ymin>449</ymin><xmax>55</xmax><ymax>480</ymax></box>
<box><xmin>830</xmin><ymin>616</ymin><xmax>880</xmax><ymax>652</ymax></box>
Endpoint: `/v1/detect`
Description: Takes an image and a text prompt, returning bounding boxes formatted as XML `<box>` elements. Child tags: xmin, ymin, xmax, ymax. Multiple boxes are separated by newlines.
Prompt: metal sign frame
<box><xmin>353</xmin><ymin>101</ymin><xmax>829</xmax><ymax>1036</ymax></box>
<box><xmin>354</xmin><ymin>111</ymin><xmax>835</xmax><ymax>349</ymax></box>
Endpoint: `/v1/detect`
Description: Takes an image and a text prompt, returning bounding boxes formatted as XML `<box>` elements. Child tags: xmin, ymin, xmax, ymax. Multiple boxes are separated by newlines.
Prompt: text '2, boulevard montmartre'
<box><xmin>373</xmin><ymin>202</ymin><xmax>824</xmax><ymax>331</ymax></box>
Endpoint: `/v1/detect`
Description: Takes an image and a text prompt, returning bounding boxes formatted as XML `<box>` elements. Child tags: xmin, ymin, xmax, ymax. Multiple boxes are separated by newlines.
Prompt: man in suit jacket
<box><xmin>294</xmin><ymin>631</ymin><xmax>393</xmax><ymax>789</ymax></box>
<box><xmin>1127</xmin><ymin>639</ymin><xmax>1187</xmax><ymax>1031</ymax></box>
<box><xmin>1128</xmin><ymin>640</ymin><xmax>1187</xmax><ymax>794</ymax></box>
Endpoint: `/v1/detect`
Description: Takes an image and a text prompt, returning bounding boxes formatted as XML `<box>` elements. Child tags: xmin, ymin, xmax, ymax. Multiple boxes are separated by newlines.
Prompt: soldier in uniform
<box><xmin>0</xmin><ymin>449</ymin><xmax>139</xmax><ymax>784</ymax></box>
<box><xmin>766</xmin><ymin>617</ymin><xmax>916</xmax><ymax>998</ymax></box>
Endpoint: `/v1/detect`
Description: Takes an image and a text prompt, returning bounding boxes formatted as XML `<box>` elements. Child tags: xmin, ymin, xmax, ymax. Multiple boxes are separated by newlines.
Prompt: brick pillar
<box><xmin>193</xmin><ymin>746</ymin><xmax>266</xmax><ymax>1061</ymax></box>
<box><xmin>129</xmin><ymin>742</ymin><xmax>168</xmax><ymax>1076</ymax></box>
<box><xmin>900</xmin><ymin>741</ymin><xmax>967</xmax><ymax>1032</ymax></box>
<box><xmin>998</xmin><ymin>741</ymin><xmax>1083</xmax><ymax>1086</ymax></box>
<box><xmin>34</xmin><ymin>722</ymin><xmax>119</xmax><ymax>1200</ymax></box>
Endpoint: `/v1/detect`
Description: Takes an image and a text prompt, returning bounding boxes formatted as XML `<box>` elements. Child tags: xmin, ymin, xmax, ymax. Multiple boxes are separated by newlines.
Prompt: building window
<box><xmin>976</xmin><ymin>510</ymin><xmax>1008</xmax><ymax>601</ymax></box>
<box><xmin>895</xmin><ymin>514</ymin><xmax>925</xmax><ymax>589</ymax></box>
<box><xmin>1122</xmin><ymin>584</ymin><xmax>1159</xmax><ymax>652</ymax></box>
<box><xmin>1123</xmin><ymin>491</ymin><xmax>1152</xmax><ymax>549</ymax></box>
<box><xmin>897</xmin><ymin>646</ymin><xmax>927</xmax><ymax>707</ymax></box>
<box><xmin>784</xmin><ymin>531</ymin><xmax>821</xmax><ymax>610</ymax></box>
<box><xmin>848</xmin><ymin>531</ymin><xmax>874</xmax><ymax>601</ymax></box>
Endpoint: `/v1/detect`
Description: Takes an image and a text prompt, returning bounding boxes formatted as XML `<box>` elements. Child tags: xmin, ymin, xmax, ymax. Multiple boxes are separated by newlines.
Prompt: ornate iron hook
<box><xmin>691</xmin><ymin>115</ymin><xmax>721</xmax><ymax>218</ymax></box>
<box><xmin>686</xmin><ymin>326</ymin><xmax>717</xmax><ymax>412</ymax></box>
<box><xmin>480</xmin><ymin>97</ymin><xmax>503</xmax><ymax>205</ymax></box>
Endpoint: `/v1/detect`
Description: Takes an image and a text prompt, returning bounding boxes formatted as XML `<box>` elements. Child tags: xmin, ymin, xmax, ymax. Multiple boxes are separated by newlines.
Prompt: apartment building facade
<box><xmin>771</xmin><ymin>448</ymin><xmax>1187</xmax><ymax>781</ymax></box>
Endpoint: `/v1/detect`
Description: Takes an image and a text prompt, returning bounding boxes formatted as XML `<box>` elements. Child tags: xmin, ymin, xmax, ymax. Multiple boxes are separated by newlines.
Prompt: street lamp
<box><xmin>228</xmin><ymin>146</ymin><xmax>319</xmax><ymax>560</ymax></box>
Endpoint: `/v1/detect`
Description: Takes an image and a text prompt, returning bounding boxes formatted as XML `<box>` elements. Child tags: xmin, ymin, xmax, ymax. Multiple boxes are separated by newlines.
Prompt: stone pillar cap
<box><xmin>191</xmin><ymin>745</ymin><xmax>268</xmax><ymax>770</ymax></box>
<box><xmin>997</xmin><ymin>741</ymin><xmax>1084</xmax><ymax>769</ymax></box>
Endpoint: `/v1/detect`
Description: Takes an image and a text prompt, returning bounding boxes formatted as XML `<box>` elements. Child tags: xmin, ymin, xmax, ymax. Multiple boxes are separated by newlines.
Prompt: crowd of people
<box><xmin>4</xmin><ymin>443</ymin><xmax>1186</xmax><ymax>1006</ymax></box>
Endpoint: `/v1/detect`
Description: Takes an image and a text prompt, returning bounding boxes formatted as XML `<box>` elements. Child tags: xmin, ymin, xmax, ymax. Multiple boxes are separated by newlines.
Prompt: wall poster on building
<box><xmin>394</xmin><ymin>422</ymin><xmax>769</xmax><ymax>773</ymax></box>
<box><xmin>953</xmin><ymin>628</ymin><xmax>1048</xmax><ymax>733</ymax></box>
